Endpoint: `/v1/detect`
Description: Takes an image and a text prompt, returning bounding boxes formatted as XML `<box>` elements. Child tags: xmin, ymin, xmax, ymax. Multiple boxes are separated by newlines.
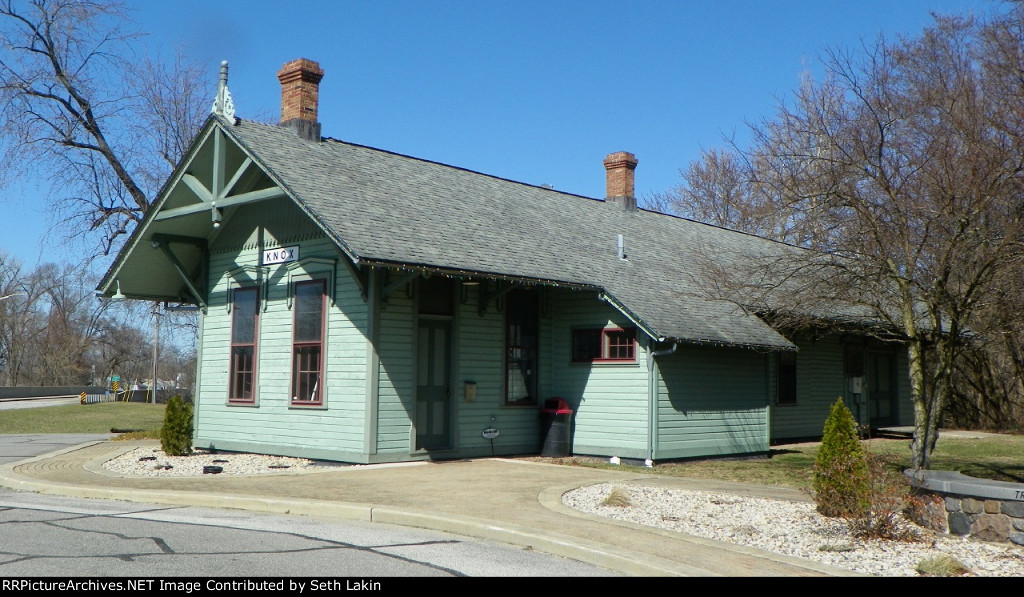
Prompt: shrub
<box><xmin>813</xmin><ymin>397</ymin><xmax>871</xmax><ymax>517</ymax></box>
<box><xmin>160</xmin><ymin>395</ymin><xmax>194</xmax><ymax>456</ymax></box>
<box><xmin>845</xmin><ymin>452</ymin><xmax>920</xmax><ymax>541</ymax></box>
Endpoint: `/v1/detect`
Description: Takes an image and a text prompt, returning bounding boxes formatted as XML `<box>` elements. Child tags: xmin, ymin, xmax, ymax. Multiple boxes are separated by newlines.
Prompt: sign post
<box><xmin>482</xmin><ymin>427</ymin><xmax>499</xmax><ymax>456</ymax></box>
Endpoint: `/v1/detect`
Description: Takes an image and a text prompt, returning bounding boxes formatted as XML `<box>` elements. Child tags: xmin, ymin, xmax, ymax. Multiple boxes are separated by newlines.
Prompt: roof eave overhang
<box><xmin>98</xmin><ymin>116</ymin><xmax>356</xmax><ymax>305</ymax></box>
<box><xmin>355</xmin><ymin>258</ymin><xmax>600</xmax><ymax>292</ymax></box>
<box><xmin>98</xmin><ymin>115</ymin><xmax>225</xmax><ymax>298</ymax></box>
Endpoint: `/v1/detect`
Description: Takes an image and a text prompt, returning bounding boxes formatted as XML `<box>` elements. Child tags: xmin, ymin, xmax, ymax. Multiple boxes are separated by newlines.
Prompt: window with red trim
<box><xmin>229</xmin><ymin>287</ymin><xmax>258</xmax><ymax>402</ymax></box>
<box><xmin>572</xmin><ymin>327</ymin><xmax>636</xmax><ymax>362</ymax></box>
<box><xmin>291</xmin><ymin>279</ymin><xmax>326</xmax><ymax>405</ymax></box>
<box><xmin>505</xmin><ymin>290</ymin><xmax>539</xmax><ymax>405</ymax></box>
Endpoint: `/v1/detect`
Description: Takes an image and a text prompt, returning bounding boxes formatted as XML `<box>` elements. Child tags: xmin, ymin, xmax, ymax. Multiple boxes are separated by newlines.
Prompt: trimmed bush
<box><xmin>160</xmin><ymin>395</ymin><xmax>193</xmax><ymax>456</ymax></box>
<box><xmin>813</xmin><ymin>397</ymin><xmax>871</xmax><ymax>517</ymax></box>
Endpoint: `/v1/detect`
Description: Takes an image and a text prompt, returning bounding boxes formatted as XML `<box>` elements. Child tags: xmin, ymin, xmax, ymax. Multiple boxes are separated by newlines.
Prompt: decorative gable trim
<box><xmin>225</xmin><ymin>265</ymin><xmax>270</xmax><ymax>313</ymax></box>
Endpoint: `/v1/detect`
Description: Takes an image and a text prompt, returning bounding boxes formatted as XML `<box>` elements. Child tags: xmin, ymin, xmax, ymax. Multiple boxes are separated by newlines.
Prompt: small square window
<box><xmin>604</xmin><ymin>329</ymin><xmax>635</xmax><ymax>360</ymax></box>
<box><xmin>572</xmin><ymin>327</ymin><xmax>636</xmax><ymax>362</ymax></box>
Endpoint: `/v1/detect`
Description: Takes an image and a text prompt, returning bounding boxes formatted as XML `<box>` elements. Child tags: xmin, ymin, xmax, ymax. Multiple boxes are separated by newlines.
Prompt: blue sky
<box><xmin>0</xmin><ymin>0</ymin><xmax>994</xmax><ymax>269</ymax></box>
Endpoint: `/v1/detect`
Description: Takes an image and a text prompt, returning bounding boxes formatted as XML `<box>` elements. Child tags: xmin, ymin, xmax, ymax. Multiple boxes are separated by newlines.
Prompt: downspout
<box><xmin>192</xmin><ymin>302</ymin><xmax>205</xmax><ymax>446</ymax></box>
<box><xmin>647</xmin><ymin>338</ymin><xmax>678</xmax><ymax>466</ymax></box>
<box><xmin>364</xmin><ymin>268</ymin><xmax>381</xmax><ymax>456</ymax></box>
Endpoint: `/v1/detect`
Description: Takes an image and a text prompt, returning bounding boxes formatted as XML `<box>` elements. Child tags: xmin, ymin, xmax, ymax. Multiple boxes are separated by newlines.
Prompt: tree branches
<box><xmin>0</xmin><ymin>0</ymin><xmax>209</xmax><ymax>257</ymax></box>
<box><xmin>670</xmin><ymin>6</ymin><xmax>1024</xmax><ymax>467</ymax></box>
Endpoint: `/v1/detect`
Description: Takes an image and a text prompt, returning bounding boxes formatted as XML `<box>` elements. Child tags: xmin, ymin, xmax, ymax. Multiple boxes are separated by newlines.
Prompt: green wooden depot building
<box><xmin>99</xmin><ymin>59</ymin><xmax>914</xmax><ymax>465</ymax></box>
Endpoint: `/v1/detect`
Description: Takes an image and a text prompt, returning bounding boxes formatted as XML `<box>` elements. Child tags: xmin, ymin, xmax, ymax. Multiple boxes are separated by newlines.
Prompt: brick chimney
<box><xmin>603</xmin><ymin>151</ymin><xmax>638</xmax><ymax>211</ymax></box>
<box><xmin>277</xmin><ymin>58</ymin><xmax>324</xmax><ymax>141</ymax></box>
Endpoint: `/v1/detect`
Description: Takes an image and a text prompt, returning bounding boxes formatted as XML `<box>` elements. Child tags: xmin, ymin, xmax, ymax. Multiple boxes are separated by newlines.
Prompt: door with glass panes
<box><xmin>416</xmin><ymin>278</ymin><xmax>454</xmax><ymax>450</ymax></box>
<box><xmin>866</xmin><ymin>351</ymin><xmax>897</xmax><ymax>426</ymax></box>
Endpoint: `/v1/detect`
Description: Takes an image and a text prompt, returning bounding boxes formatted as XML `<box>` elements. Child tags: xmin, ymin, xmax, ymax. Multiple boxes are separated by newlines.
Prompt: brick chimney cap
<box><xmin>277</xmin><ymin>58</ymin><xmax>324</xmax><ymax>83</ymax></box>
<box><xmin>603</xmin><ymin>151</ymin><xmax>638</xmax><ymax>169</ymax></box>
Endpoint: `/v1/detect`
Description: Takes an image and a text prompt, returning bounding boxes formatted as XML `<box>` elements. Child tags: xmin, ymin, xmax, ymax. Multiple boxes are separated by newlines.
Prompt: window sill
<box><xmin>289</xmin><ymin>402</ymin><xmax>326</xmax><ymax>410</ymax></box>
<box><xmin>226</xmin><ymin>400</ymin><xmax>258</xmax><ymax>407</ymax></box>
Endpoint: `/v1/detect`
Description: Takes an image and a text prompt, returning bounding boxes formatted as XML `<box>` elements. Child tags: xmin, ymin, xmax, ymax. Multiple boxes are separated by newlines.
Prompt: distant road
<box><xmin>0</xmin><ymin>396</ymin><xmax>80</xmax><ymax>410</ymax></box>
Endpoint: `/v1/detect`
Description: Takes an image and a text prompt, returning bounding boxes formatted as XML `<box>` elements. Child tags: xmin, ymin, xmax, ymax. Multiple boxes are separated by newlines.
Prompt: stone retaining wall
<box><xmin>906</xmin><ymin>469</ymin><xmax>1024</xmax><ymax>546</ymax></box>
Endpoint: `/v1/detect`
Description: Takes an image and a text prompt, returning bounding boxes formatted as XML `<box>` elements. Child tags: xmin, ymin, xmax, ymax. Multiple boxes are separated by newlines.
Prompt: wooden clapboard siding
<box><xmin>371</xmin><ymin>283</ymin><xmax>556</xmax><ymax>458</ymax></box>
<box><xmin>769</xmin><ymin>336</ymin><xmax>846</xmax><ymax>440</ymax></box>
<box><xmin>768</xmin><ymin>336</ymin><xmax>915</xmax><ymax>440</ymax></box>
<box><xmin>653</xmin><ymin>344</ymin><xmax>769</xmax><ymax>459</ymax></box>
<box><xmin>449</xmin><ymin>285</ymin><xmax>547</xmax><ymax>455</ymax></box>
<box><xmin>550</xmin><ymin>291</ymin><xmax>650</xmax><ymax>459</ymax></box>
<box><xmin>374</xmin><ymin>284</ymin><xmax>416</xmax><ymax>453</ymax></box>
<box><xmin>193</xmin><ymin>205</ymin><xmax>370</xmax><ymax>458</ymax></box>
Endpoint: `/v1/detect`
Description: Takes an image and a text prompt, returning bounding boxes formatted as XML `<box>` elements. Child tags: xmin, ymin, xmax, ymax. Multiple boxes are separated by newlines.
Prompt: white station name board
<box><xmin>262</xmin><ymin>245</ymin><xmax>299</xmax><ymax>266</ymax></box>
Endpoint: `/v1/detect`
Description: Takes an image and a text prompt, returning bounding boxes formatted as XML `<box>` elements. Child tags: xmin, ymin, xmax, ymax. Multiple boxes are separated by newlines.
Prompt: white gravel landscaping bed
<box><xmin>562</xmin><ymin>482</ymin><xmax>1024</xmax><ymax>577</ymax></box>
<box><xmin>102</xmin><ymin>446</ymin><xmax>317</xmax><ymax>477</ymax></box>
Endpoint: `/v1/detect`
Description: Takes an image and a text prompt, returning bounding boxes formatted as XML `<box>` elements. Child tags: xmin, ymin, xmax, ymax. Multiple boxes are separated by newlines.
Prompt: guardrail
<box><xmin>80</xmin><ymin>393</ymin><xmax>119</xmax><ymax>405</ymax></box>
<box><xmin>0</xmin><ymin>386</ymin><xmax>106</xmax><ymax>400</ymax></box>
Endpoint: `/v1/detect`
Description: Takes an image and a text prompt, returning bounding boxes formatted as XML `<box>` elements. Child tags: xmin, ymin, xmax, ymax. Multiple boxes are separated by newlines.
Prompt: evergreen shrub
<box><xmin>813</xmin><ymin>397</ymin><xmax>871</xmax><ymax>517</ymax></box>
<box><xmin>160</xmin><ymin>395</ymin><xmax>194</xmax><ymax>456</ymax></box>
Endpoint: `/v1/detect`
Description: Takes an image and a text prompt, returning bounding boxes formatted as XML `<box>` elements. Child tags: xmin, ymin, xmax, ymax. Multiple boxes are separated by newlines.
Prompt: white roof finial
<box><xmin>211</xmin><ymin>60</ymin><xmax>236</xmax><ymax>121</ymax></box>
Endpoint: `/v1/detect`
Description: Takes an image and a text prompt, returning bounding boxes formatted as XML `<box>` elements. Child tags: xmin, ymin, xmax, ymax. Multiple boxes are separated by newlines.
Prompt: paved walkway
<box><xmin>0</xmin><ymin>438</ymin><xmax>864</xmax><ymax>577</ymax></box>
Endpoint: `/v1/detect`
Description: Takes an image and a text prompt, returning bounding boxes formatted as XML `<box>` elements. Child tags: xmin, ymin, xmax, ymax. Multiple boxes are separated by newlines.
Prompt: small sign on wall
<box><xmin>262</xmin><ymin>245</ymin><xmax>299</xmax><ymax>266</ymax></box>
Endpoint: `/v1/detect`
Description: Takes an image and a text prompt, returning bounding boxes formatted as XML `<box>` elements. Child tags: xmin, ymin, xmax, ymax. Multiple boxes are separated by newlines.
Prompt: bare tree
<box><xmin>676</xmin><ymin>8</ymin><xmax>1024</xmax><ymax>469</ymax></box>
<box><xmin>661</xmin><ymin>147</ymin><xmax>811</xmax><ymax>243</ymax></box>
<box><xmin>0</xmin><ymin>251</ymin><xmax>38</xmax><ymax>385</ymax></box>
<box><xmin>28</xmin><ymin>262</ymin><xmax>113</xmax><ymax>383</ymax></box>
<box><xmin>0</xmin><ymin>248</ymin><xmax>181</xmax><ymax>388</ymax></box>
<box><xmin>90</xmin><ymin>314</ymin><xmax>149</xmax><ymax>387</ymax></box>
<box><xmin>0</xmin><ymin>0</ymin><xmax>209</xmax><ymax>257</ymax></box>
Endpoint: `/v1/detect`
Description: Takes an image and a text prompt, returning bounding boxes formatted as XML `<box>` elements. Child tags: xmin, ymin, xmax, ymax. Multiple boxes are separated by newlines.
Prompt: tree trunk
<box><xmin>907</xmin><ymin>336</ymin><xmax>934</xmax><ymax>469</ymax></box>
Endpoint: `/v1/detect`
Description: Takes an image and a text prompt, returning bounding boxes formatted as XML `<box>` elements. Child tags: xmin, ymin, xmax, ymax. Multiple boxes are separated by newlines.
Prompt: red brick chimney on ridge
<box><xmin>277</xmin><ymin>58</ymin><xmax>324</xmax><ymax>141</ymax></box>
<box><xmin>603</xmin><ymin>151</ymin><xmax>638</xmax><ymax>211</ymax></box>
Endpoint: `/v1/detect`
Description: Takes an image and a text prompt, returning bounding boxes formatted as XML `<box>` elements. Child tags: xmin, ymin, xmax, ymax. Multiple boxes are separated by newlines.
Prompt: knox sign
<box><xmin>262</xmin><ymin>245</ymin><xmax>299</xmax><ymax>266</ymax></box>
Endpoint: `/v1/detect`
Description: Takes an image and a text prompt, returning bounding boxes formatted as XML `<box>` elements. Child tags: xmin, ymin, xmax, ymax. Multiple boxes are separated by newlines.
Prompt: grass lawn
<box><xmin>0</xmin><ymin>402</ymin><xmax>166</xmax><ymax>436</ymax></box>
<box><xmin>542</xmin><ymin>432</ymin><xmax>1024</xmax><ymax>491</ymax></box>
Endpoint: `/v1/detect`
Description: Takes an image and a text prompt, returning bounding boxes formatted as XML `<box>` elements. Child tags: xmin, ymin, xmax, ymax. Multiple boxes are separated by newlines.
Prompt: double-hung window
<box><xmin>229</xmin><ymin>287</ymin><xmax>259</xmax><ymax>403</ymax></box>
<box><xmin>291</xmin><ymin>279</ymin><xmax>326</xmax><ymax>405</ymax></box>
<box><xmin>505</xmin><ymin>290</ymin><xmax>539</xmax><ymax>406</ymax></box>
<box><xmin>571</xmin><ymin>327</ymin><xmax>636</xmax><ymax>362</ymax></box>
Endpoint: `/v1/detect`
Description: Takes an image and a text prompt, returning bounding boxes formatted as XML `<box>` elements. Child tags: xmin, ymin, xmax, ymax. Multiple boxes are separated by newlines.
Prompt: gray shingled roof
<box><xmin>219</xmin><ymin>118</ymin><xmax>801</xmax><ymax>350</ymax></box>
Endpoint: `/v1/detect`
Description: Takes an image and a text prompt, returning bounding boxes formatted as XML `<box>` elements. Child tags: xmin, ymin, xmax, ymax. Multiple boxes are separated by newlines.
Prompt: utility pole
<box><xmin>151</xmin><ymin>303</ymin><xmax>160</xmax><ymax>404</ymax></box>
